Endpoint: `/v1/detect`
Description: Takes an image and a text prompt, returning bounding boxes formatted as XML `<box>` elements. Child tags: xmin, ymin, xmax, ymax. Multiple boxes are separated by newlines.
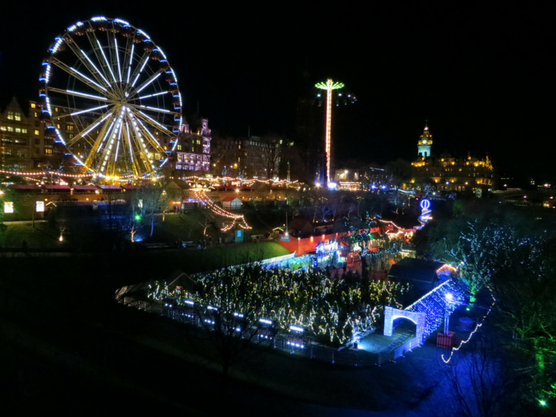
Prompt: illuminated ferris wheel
<box><xmin>39</xmin><ymin>17</ymin><xmax>183</xmax><ymax>180</ymax></box>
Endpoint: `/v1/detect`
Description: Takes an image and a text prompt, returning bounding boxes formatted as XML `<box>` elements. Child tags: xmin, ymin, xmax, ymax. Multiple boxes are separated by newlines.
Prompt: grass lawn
<box><xmin>147</xmin><ymin>209</ymin><xmax>278</xmax><ymax>243</ymax></box>
<box><xmin>0</xmin><ymin>221</ymin><xmax>63</xmax><ymax>250</ymax></box>
<box><xmin>119</xmin><ymin>242</ymin><xmax>291</xmax><ymax>285</ymax></box>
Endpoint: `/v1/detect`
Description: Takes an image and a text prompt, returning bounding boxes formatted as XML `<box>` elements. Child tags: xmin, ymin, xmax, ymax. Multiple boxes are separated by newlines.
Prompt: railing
<box><xmin>120</xmin><ymin>295</ymin><xmax>382</xmax><ymax>367</ymax></box>
<box><xmin>376</xmin><ymin>336</ymin><xmax>420</xmax><ymax>366</ymax></box>
<box><xmin>259</xmin><ymin>252</ymin><xmax>297</xmax><ymax>265</ymax></box>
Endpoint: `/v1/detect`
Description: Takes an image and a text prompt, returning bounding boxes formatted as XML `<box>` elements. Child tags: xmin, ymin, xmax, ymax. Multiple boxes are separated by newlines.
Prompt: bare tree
<box><xmin>185</xmin><ymin>266</ymin><xmax>275</xmax><ymax>409</ymax></box>
<box><xmin>432</xmin><ymin>333</ymin><xmax>524</xmax><ymax>417</ymax></box>
<box><xmin>128</xmin><ymin>187</ymin><xmax>163</xmax><ymax>237</ymax></box>
<box><xmin>259</xmin><ymin>135</ymin><xmax>282</xmax><ymax>179</ymax></box>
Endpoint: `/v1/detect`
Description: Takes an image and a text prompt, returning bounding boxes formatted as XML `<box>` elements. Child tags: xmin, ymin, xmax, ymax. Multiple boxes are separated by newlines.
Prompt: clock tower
<box><xmin>417</xmin><ymin>124</ymin><xmax>432</xmax><ymax>157</ymax></box>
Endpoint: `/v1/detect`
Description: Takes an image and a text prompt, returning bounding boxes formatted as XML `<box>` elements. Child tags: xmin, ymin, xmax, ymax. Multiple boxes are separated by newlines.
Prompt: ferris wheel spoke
<box><xmin>129</xmin><ymin>90</ymin><xmax>169</xmax><ymax>102</ymax></box>
<box><xmin>47</xmin><ymin>86</ymin><xmax>109</xmax><ymax>103</ymax></box>
<box><xmin>68</xmin><ymin>104</ymin><xmax>110</xmax><ymax>117</ymax></box>
<box><xmin>123</xmin><ymin>115</ymin><xmax>149</xmax><ymax>176</ymax></box>
<box><xmin>49</xmin><ymin>57</ymin><xmax>111</xmax><ymax>97</ymax></box>
<box><xmin>124</xmin><ymin>42</ymin><xmax>135</xmax><ymax>85</ymax></box>
<box><xmin>121</xmin><ymin>120</ymin><xmax>136</xmax><ymax>176</ymax></box>
<box><xmin>132</xmin><ymin>71</ymin><xmax>163</xmax><ymax>96</ymax></box>
<box><xmin>106</xmin><ymin>119</ymin><xmax>126</xmax><ymax>176</ymax></box>
<box><xmin>113</xmin><ymin>37</ymin><xmax>123</xmax><ymax>83</ymax></box>
<box><xmin>67</xmin><ymin>112</ymin><xmax>112</xmax><ymax>147</ymax></box>
<box><xmin>91</xmin><ymin>32</ymin><xmax>118</xmax><ymax>84</ymax></box>
<box><xmin>60</xmin><ymin>34</ymin><xmax>112</xmax><ymax>92</ymax></box>
<box><xmin>101</xmin><ymin>30</ymin><xmax>125</xmax><ymax>100</ymax></box>
<box><xmin>66</xmin><ymin>111</ymin><xmax>112</xmax><ymax>147</ymax></box>
<box><xmin>127</xmin><ymin>51</ymin><xmax>151</xmax><ymax>91</ymax></box>
<box><xmin>85</xmin><ymin>110</ymin><xmax>119</xmax><ymax>166</ymax></box>
<box><xmin>126</xmin><ymin>110</ymin><xmax>165</xmax><ymax>156</ymax></box>
<box><xmin>129</xmin><ymin>112</ymin><xmax>161</xmax><ymax>172</ymax></box>
<box><xmin>129</xmin><ymin>112</ymin><xmax>166</xmax><ymax>155</ymax></box>
<box><xmin>134</xmin><ymin>109</ymin><xmax>173</xmax><ymax>135</ymax></box>
<box><xmin>84</xmin><ymin>31</ymin><xmax>116</xmax><ymax>88</ymax></box>
<box><xmin>124</xmin><ymin>121</ymin><xmax>141</xmax><ymax>177</ymax></box>
<box><xmin>127</xmin><ymin>102</ymin><xmax>172</xmax><ymax>115</ymax></box>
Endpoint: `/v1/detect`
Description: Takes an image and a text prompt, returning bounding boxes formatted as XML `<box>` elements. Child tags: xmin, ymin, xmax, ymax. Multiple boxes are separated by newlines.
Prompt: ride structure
<box><xmin>39</xmin><ymin>17</ymin><xmax>183</xmax><ymax>182</ymax></box>
<box><xmin>315</xmin><ymin>79</ymin><xmax>356</xmax><ymax>189</ymax></box>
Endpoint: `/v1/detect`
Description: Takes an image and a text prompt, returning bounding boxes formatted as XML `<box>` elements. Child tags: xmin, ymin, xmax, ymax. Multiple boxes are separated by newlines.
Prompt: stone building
<box><xmin>169</xmin><ymin>119</ymin><xmax>211</xmax><ymax>178</ymax></box>
<box><xmin>0</xmin><ymin>97</ymin><xmax>51</xmax><ymax>171</ymax></box>
<box><xmin>211</xmin><ymin>135</ymin><xmax>281</xmax><ymax>179</ymax></box>
<box><xmin>410</xmin><ymin>125</ymin><xmax>495</xmax><ymax>192</ymax></box>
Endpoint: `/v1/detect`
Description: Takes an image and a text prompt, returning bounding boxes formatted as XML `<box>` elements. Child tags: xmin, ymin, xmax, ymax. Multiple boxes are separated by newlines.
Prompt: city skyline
<box><xmin>0</xmin><ymin>2</ymin><xmax>553</xmax><ymax>181</ymax></box>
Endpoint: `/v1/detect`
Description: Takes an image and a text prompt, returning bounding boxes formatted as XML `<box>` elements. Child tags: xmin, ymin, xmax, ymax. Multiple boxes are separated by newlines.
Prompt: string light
<box><xmin>441</xmin><ymin>284</ymin><xmax>496</xmax><ymax>364</ymax></box>
<box><xmin>0</xmin><ymin>169</ymin><xmax>93</xmax><ymax>178</ymax></box>
<box><xmin>175</xmin><ymin>175</ymin><xmax>301</xmax><ymax>189</ymax></box>
<box><xmin>191</xmin><ymin>187</ymin><xmax>252</xmax><ymax>231</ymax></box>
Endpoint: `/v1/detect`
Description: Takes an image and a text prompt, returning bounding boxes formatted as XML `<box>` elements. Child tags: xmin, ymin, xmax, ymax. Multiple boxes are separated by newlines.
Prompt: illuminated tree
<box><xmin>418</xmin><ymin>207</ymin><xmax>556</xmax><ymax>407</ymax></box>
<box><xmin>150</xmin><ymin>265</ymin><xmax>408</xmax><ymax>347</ymax></box>
<box><xmin>490</xmin><ymin>235</ymin><xmax>556</xmax><ymax>406</ymax></box>
<box><xmin>180</xmin><ymin>266</ymin><xmax>276</xmax><ymax>406</ymax></box>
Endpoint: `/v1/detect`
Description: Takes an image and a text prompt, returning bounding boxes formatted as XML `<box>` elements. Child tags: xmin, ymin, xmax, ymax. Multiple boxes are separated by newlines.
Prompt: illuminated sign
<box><xmin>418</xmin><ymin>198</ymin><xmax>432</xmax><ymax>226</ymax></box>
<box><xmin>36</xmin><ymin>201</ymin><xmax>45</xmax><ymax>212</ymax></box>
<box><xmin>4</xmin><ymin>201</ymin><xmax>14</xmax><ymax>213</ymax></box>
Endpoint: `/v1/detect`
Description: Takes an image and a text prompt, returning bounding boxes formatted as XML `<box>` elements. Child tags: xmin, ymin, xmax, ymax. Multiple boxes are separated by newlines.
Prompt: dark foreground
<box><xmin>0</xmin><ymin>256</ymin><xmax>544</xmax><ymax>417</ymax></box>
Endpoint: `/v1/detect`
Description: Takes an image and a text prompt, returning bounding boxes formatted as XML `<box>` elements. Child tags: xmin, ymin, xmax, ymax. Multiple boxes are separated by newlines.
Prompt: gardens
<box><xmin>1</xmin><ymin>187</ymin><xmax>556</xmax><ymax>416</ymax></box>
<box><xmin>146</xmin><ymin>263</ymin><xmax>409</xmax><ymax>346</ymax></box>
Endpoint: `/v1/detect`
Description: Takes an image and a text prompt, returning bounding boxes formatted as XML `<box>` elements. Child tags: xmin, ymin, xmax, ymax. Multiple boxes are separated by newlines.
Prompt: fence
<box><xmin>259</xmin><ymin>252</ymin><xmax>297</xmax><ymax>266</ymax></box>
<box><xmin>120</xmin><ymin>295</ymin><xmax>384</xmax><ymax>367</ymax></box>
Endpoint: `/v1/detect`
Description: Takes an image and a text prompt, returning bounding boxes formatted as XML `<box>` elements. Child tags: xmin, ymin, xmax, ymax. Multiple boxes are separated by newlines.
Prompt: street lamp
<box><xmin>444</xmin><ymin>293</ymin><xmax>454</xmax><ymax>335</ymax></box>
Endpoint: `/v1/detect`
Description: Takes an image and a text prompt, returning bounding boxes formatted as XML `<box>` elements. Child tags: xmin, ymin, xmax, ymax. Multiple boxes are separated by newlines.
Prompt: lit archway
<box><xmin>383</xmin><ymin>306</ymin><xmax>426</xmax><ymax>344</ymax></box>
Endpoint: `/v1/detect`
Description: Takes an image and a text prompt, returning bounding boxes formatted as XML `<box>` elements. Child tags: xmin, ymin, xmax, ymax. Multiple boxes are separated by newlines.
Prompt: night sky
<box><xmin>1</xmin><ymin>2</ymin><xmax>553</xmax><ymax>181</ymax></box>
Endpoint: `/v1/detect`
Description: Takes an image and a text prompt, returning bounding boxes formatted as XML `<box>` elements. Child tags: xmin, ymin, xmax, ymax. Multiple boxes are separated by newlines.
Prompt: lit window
<box><xmin>15</xmin><ymin>128</ymin><xmax>21</xmax><ymax>133</ymax></box>
<box><xmin>31</xmin><ymin>103</ymin><xmax>36</xmax><ymax>108</ymax></box>
<box><xmin>67</xmin><ymin>125</ymin><xmax>74</xmax><ymax>131</ymax></box>
<box><xmin>45</xmin><ymin>149</ymin><xmax>53</xmax><ymax>154</ymax></box>
<box><xmin>22</xmin><ymin>128</ymin><xmax>27</xmax><ymax>134</ymax></box>
<box><xmin>35</xmin><ymin>130</ymin><xmax>40</xmax><ymax>136</ymax></box>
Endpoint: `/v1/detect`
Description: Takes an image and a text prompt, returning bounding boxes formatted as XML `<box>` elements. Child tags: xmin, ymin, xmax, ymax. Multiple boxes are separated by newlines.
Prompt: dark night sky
<box><xmin>1</xmin><ymin>2</ymin><xmax>553</xmax><ymax>181</ymax></box>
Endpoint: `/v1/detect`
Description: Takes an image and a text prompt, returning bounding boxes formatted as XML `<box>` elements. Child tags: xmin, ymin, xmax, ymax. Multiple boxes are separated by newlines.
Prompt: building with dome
<box><xmin>410</xmin><ymin>124</ymin><xmax>496</xmax><ymax>193</ymax></box>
